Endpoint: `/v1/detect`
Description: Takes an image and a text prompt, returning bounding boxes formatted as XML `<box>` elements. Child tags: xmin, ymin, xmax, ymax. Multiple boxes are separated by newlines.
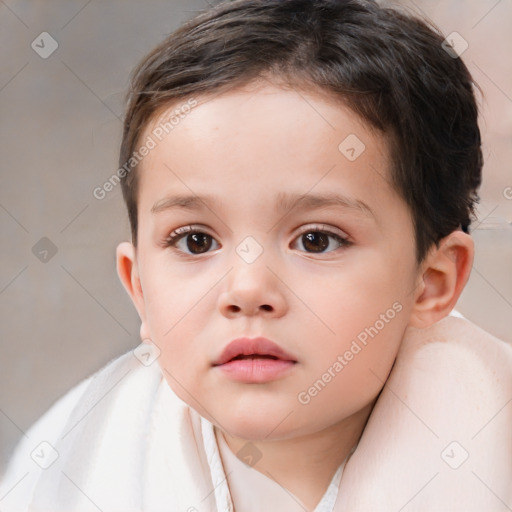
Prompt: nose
<box><xmin>217</xmin><ymin>258</ymin><xmax>288</xmax><ymax>319</ymax></box>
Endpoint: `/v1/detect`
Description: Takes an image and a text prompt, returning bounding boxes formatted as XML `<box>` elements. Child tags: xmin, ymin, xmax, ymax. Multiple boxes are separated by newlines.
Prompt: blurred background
<box><xmin>0</xmin><ymin>0</ymin><xmax>511</xmax><ymax>478</ymax></box>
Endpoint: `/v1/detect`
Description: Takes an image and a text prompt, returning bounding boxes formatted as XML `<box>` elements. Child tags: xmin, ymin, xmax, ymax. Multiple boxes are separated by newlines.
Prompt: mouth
<box><xmin>229</xmin><ymin>354</ymin><xmax>280</xmax><ymax>361</ymax></box>
<box><xmin>212</xmin><ymin>340</ymin><xmax>297</xmax><ymax>383</ymax></box>
<box><xmin>212</xmin><ymin>337</ymin><xmax>297</xmax><ymax>367</ymax></box>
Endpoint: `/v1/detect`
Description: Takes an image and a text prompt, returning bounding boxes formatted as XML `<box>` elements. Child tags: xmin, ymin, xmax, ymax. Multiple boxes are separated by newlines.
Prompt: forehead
<box><xmin>136</xmin><ymin>81</ymin><xmax>403</xmax><ymax>225</ymax></box>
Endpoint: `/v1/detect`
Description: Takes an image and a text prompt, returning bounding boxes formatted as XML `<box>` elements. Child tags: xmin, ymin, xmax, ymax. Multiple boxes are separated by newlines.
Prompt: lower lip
<box><xmin>214</xmin><ymin>357</ymin><xmax>296</xmax><ymax>383</ymax></box>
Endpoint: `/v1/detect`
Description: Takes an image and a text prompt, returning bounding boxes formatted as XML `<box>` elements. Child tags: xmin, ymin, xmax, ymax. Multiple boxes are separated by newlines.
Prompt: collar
<box><xmin>200</xmin><ymin>416</ymin><xmax>353</xmax><ymax>512</ymax></box>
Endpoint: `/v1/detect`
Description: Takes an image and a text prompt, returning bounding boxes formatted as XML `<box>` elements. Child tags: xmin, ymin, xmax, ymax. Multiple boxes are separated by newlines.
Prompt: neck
<box><xmin>220</xmin><ymin>400</ymin><xmax>375</xmax><ymax>511</ymax></box>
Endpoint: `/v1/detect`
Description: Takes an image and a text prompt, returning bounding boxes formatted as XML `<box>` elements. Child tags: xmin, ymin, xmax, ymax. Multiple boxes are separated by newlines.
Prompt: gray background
<box><xmin>1</xmin><ymin>0</ymin><xmax>511</xmax><ymax>478</ymax></box>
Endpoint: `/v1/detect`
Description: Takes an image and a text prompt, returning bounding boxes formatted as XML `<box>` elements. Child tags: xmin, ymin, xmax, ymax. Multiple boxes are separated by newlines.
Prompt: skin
<box><xmin>117</xmin><ymin>79</ymin><xmax>476</xmax><ymax>510</ymax></box>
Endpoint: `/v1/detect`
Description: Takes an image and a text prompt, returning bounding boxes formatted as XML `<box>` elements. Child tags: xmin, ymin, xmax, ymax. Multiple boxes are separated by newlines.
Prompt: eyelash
<box><xmin>163</xmin><ymin>224</ymin><xmax>352</xmax><ymax>257</ymax></box>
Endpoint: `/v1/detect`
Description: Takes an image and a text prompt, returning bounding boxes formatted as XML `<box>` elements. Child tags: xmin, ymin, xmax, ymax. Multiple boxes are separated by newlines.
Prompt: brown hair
<box><xmin>119</xmin><ymin>0</ymin><xmax>482</xmax><ymax>263</ymax></box>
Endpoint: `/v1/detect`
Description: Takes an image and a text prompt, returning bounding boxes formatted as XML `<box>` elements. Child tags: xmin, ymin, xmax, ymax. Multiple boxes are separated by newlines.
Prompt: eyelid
<box><xmin>294</xmin><ymin>223</ymin><xmax>350</xmax><ymax>241</ymax></box>
<box><xmin>165</xmin><ymin>224</ymin><xmax>215</xmax><ymax>240</ymax></box>
<box><xmin>164</xmin><ymin>223</ymin><xmax>349</xmax><ymax>241</ymax></box>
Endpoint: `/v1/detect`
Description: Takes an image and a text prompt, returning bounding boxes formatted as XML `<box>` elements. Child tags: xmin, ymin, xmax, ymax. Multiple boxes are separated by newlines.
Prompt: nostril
<box><xmin>226</xmin><ymin>304</ymin><xmax>272</xmax><ymax>313</ymax></box>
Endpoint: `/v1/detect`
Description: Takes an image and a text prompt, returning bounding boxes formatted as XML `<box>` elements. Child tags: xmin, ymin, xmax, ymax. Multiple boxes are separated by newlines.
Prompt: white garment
<box><xmin>1</xmin><ymin>351</ymin><xmax>217</xmax><ymax>511</ymax></box>
<box><xmin>213</xmin><ymin>426</ymin><xmax>352</xmax><ymax>512</ymax></box>
<box><xmin>2</xmin><ymin>309</ymin><xmax>511</xmax><ymax>511</ymax></box>
<box><xmin>0</xmin><ymin>351</ymin><xmax>352</xmax><ymax>512</ymax></box>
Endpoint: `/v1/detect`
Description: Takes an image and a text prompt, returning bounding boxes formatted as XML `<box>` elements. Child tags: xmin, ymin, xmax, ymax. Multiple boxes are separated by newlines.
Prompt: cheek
<box><xmin>140</xmin><ymin>280</ymin><xmax>199</xmax><ymax>358</ymax></box>
<box><xmin>296</xmin><ymin>255</ymin><xmax>412</xmax><ymax>330</ymax></box>
<box><xmin>295</xmin><ymin>315</ymin><xmax>407</xmax><ymax>427</ymax></box>
<box><xmin>293</xmin><ymin>255</ymin><xmax>413</xmax><ymax>382</ymax></box>
<box><xmin>141</xmin><ymin>256</ymin><xmax>207</xmax><ymax>331</ymax></box>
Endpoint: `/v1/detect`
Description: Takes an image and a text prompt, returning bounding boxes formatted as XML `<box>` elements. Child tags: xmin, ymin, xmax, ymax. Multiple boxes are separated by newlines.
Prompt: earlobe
<box><xmin>116</xmin><ymin>242</ymin><xmax>150</xmax><ymax>340</ymax></box>
<box><xmin>409</xmin><ymin>231</ymin><xmax>474</xmax><ymax>328</ymax></box>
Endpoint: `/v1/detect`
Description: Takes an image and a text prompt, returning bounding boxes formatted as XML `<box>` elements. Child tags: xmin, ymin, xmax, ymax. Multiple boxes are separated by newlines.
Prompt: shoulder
<box><xmin>339</xmin><ymin>315</ymin><xmax>512</xmax><ymax>510</ymax></box>
<box><xmin>398</xmin><ymin>314</ymin><xmax>512</xmax><ymax>387</ymax></box>
<box><xmin>389</xmin><ymin>315</ymin><xmax>512</xmax><ymax>447</ymax></box>
<box><xmin>0</xmin><ymin>348</ymin><xmax>147</xmax><ymax>510</ymax></box>
<box><xmin>0</xmin><ymin>376</ymin><xmax>91</xmax><ymax>509</ymax></box>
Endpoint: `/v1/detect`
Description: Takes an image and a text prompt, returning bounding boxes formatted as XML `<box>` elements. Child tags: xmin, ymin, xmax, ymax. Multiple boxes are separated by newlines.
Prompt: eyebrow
<box><xmin>275</xmin><ymin>191</ymin><xmax>375</xmax><ymax>218</ymax></box>
<box><xmin>151</xmin><ymin>192</ymin><xmax>375</xmax><ymax>218</ymax></box>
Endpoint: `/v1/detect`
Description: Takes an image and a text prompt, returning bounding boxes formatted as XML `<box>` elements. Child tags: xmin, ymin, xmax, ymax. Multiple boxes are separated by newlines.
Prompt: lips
<box><xmin>212</xmin><ymin>337</ymin><xmax>297</xmax><ymax>366</ymax></box>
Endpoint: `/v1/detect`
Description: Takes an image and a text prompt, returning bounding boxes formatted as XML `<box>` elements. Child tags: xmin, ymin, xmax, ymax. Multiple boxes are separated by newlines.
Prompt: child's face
<box><xmin>126</xmin><ymin>80</ymin><xmax>424</xmax><ymax>440</ymax></box>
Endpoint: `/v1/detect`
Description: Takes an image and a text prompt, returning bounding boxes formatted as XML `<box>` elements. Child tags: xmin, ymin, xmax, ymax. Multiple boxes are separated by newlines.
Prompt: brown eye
<box><xmin>292</xmin><ymin>227</ymin><xmax>349</xmax><ymax>254</ymax></box>
<box><xmin>186</xmin><ymin>233</ymin><xmax>213</xmax><ymax>254</ymax></box>
<box><xmin>302</xmin><ymin>232</ymin><xmax>330</xmax><ymax>253</ymax></box>
<box><xmin>164</xmin><ymin>226</ymin><xmax>220</xmax><ymax>256</ymax></box>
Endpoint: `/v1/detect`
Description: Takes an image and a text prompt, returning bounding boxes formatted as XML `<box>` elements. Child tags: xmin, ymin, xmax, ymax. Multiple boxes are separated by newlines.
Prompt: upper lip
<box><xmin>212</xmin><ymin>337</ymin><xmax>297</xmax><ymax>366</ymax></box>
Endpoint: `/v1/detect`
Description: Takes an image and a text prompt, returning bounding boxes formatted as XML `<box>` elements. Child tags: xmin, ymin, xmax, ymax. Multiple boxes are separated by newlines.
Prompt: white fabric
<box><xmin>212</xmin><ymin>426</ymin><xmax>352</xmax><ymax>512</ymax></box>
<box><xmin>0</xmin><ymin>349</ymin><xmax>350</xmax><ymax>512</ymax></box>
<box><xmin>0</xmin><ymin>352</ymin><xmax>221</xmax><ymax>512</ymax></box>
<box><xmin>1</xmin><ymin>308</ymin><xmax>511</xmax><ymax>512</ymax></box>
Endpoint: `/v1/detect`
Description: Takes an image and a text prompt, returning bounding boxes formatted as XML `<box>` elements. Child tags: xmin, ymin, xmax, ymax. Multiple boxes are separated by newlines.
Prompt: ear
<box><xmin>409</xmin><ymin>230</ymin><xmax>474</xmax><ymax>328</ymax></box>
<box><xmin>116</xmin><ymin>242</ymin><xmax>151</xmax><ymax>342</ymax></box>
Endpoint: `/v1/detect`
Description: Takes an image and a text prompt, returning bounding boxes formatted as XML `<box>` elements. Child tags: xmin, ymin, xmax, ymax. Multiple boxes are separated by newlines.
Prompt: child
<box><xmin>1</xmin><ymin>0</ymin><xmax>511</xmax><ymax>510</ymax></box>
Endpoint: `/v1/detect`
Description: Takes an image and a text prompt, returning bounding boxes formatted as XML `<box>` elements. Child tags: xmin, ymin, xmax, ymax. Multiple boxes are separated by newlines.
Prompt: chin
<box><xmin>213</xmin><ymin>406</ymin><xmax>287</xmax><ymax>439</ymax></box>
